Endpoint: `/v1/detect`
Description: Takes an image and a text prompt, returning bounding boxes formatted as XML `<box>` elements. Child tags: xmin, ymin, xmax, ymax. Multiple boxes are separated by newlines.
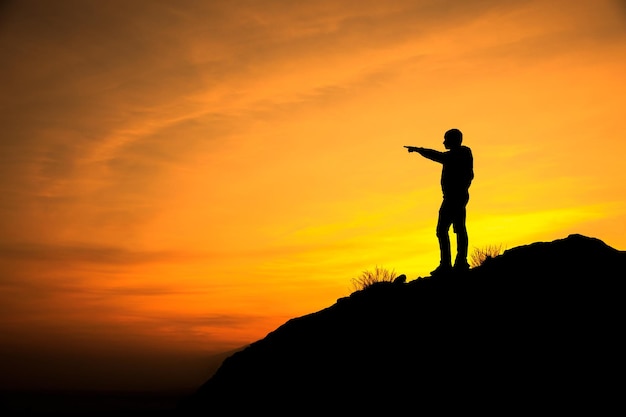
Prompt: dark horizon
<box><xmin>0</xmin><ymin>348</ymin><xmax>234</xmax><ymax>415</ymax></box>
<box><xmin>0</xmin><ymin>344</ymin><xmax>238</xmax><ymax>392</ymax></box>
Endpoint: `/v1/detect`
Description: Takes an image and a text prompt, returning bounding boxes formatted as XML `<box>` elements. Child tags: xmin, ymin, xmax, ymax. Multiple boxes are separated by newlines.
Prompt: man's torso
<box><xmin>441</xmin><ymin>146</ymin><xmax>473</xmax><ymax>197</ymax></box>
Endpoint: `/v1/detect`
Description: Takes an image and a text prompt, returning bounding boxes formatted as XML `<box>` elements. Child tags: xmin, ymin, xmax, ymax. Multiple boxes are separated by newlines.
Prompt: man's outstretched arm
<box><xmin>405</xmin><ymin>146</ymin><xmax>445</xmax><ymax>163</ymax></box>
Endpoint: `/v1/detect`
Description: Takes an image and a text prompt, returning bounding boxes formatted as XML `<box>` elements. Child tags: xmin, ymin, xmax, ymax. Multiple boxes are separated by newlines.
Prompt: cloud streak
<box><xmin>0</xmin><ymin>242</ymin><xmax>205</xmax><ymax>265</ymax></box>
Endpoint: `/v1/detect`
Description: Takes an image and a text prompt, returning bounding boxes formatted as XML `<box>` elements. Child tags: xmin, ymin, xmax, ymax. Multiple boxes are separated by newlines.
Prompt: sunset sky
<box><xmin>1</xmin><ymin>0</ymin><xmax>625</xmax><ymax>391</ymax></box>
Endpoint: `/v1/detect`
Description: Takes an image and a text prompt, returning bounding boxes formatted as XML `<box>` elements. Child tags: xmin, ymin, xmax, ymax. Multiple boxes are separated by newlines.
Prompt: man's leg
<box><xmin>437</xmin><ymin>223</ymin><xmax>452</xmax><ymax>268</ymax></box>
<box><xmin>433</xmin><ymin>201</ymin><xmax>453</xmax><ymax>275</ymax></box>
<box><xmin>452</xmin><ymin>197</ymin><xmax>469</xmax><ymax>270</ymax></box>
<box><xmin>454</xmin><ymin>222</ymin><xmax>468</xmax><ymax>268</ymax></box>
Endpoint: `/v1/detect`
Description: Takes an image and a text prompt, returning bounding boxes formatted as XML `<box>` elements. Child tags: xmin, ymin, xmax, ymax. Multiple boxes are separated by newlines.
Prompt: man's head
<box><xmin>443</xmin><ymin>128</ymin><xmax>463</xmax><ymax>149</ymax></box>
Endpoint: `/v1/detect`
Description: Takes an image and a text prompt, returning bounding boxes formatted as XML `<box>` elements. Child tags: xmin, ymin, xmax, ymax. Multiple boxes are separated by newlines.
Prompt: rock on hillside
<box><xmin>180</xmin><ymin>234</ymin><xmax>625</xmax><ymax>415</ymax></box>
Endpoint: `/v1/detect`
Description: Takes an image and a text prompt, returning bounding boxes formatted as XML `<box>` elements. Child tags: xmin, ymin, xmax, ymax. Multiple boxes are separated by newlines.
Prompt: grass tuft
<box><xmin>470</xmin><ymin>244</ymin><xmax>505</xmax><ymax>268</ymax></box>
<box><xmin>350</xmin><ymin>266</ymin><xmax>397</xmax><ymax>291</ymax></box>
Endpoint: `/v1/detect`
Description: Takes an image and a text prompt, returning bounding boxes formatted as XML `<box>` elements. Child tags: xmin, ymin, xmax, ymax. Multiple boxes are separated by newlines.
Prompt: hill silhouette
<box><xmin>179</xmin><ymin>234</ymin><xmax>624</xmax><ymax>415</ymax></box>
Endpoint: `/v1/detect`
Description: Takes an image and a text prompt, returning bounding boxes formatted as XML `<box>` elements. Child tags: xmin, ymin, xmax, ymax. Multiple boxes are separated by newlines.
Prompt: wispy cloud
<box><xmin>0</xmin><ymin>242</ymin><xmax>204</xmax><ymax>264</ymax></box>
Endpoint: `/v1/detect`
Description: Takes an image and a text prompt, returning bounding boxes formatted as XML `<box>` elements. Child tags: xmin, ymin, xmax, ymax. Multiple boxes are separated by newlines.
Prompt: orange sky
<box><xmin>1</xmin><ymin>0</ymin><xmax>625</xmax><ymax>390</ymax></box>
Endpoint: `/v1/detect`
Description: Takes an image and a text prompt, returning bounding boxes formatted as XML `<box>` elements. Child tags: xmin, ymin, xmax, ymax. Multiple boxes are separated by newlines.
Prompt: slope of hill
<box><xmin>179</xmin><ymin>234</ymin><xmax>625</xmax><ymax>415</ymax></box>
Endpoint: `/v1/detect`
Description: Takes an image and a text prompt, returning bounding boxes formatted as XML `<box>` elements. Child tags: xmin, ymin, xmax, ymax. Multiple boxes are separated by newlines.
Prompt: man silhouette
<box><xmin>407</xmin><ymin>128</ymin><xmax>474</xmax><ymax>276</ymax></box>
